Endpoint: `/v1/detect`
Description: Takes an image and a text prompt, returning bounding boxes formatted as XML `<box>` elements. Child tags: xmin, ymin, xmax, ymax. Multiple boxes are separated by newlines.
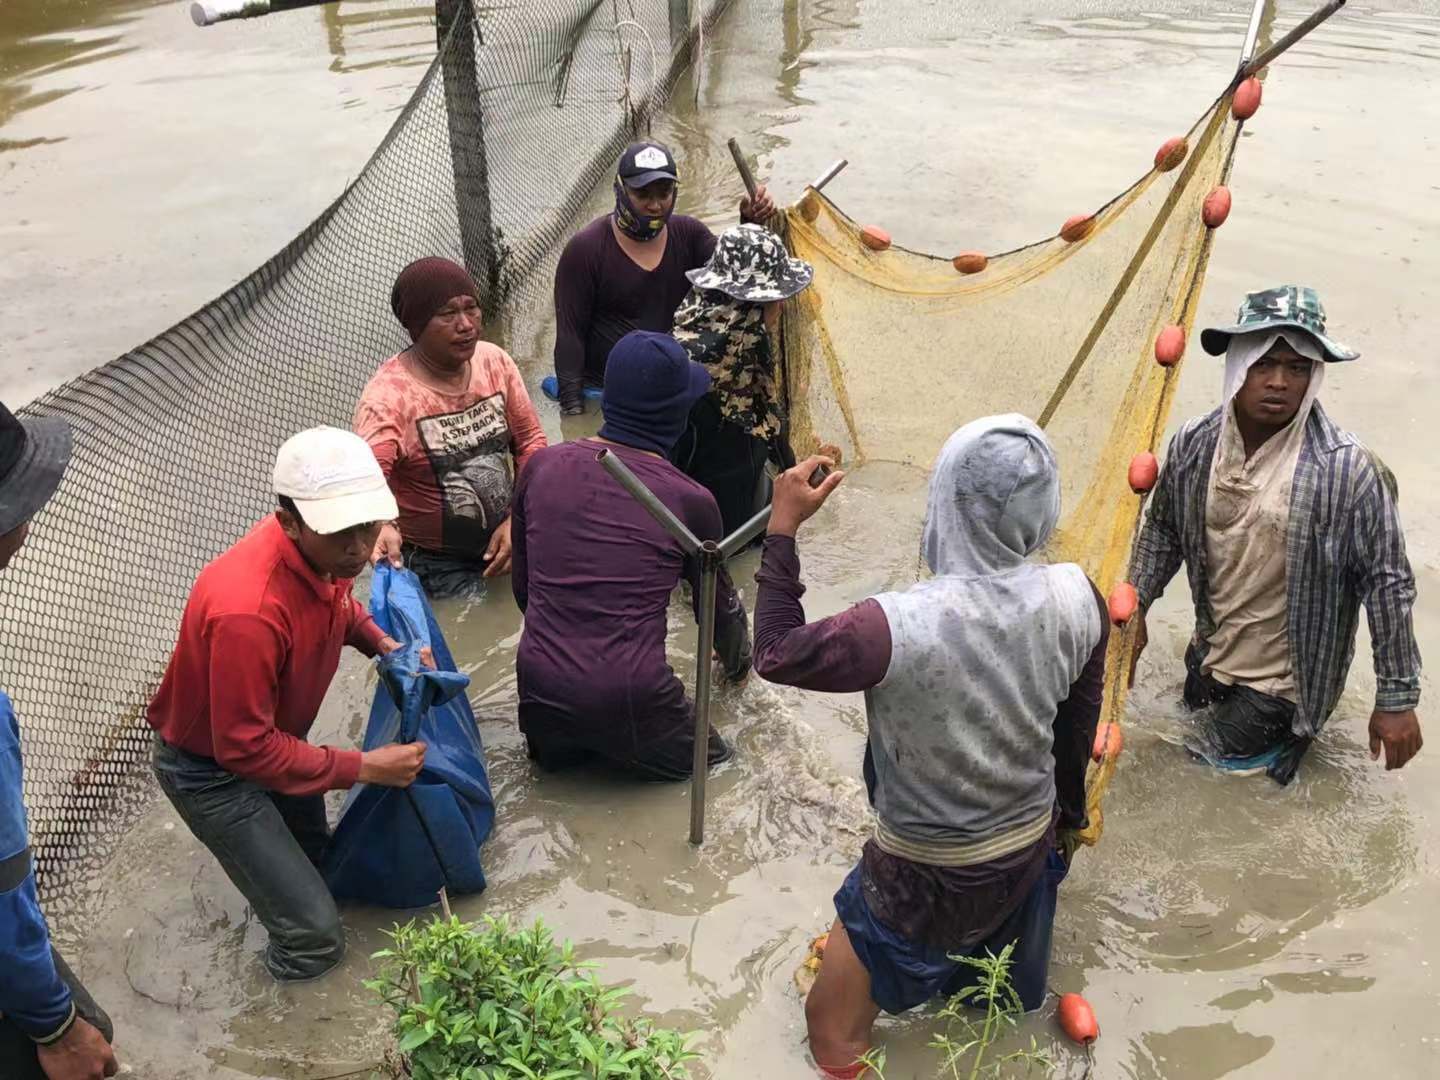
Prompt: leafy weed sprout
<box><xmin>367</xmin><ymin>914</ymin><xmax>699</xmax><ymax>1079</ymax></box>
<box><xmin>857</xmin><ymin>941</ymin><xmax>1052</xmax><ymax>1080</ymax></box>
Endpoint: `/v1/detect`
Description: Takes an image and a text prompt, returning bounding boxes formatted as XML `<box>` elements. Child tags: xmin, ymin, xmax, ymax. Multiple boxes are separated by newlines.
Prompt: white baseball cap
<box><xmin>273</xmin><ymin>427</ymin><xmax>398</xmax><ymax>535</ymax></box>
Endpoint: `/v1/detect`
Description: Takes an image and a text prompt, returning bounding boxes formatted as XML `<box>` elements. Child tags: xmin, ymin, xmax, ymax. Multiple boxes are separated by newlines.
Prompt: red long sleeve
<box><xmin>205</xmin><ymin>614</ymin><xmax>363</xmax><ymax>795</ymax></box>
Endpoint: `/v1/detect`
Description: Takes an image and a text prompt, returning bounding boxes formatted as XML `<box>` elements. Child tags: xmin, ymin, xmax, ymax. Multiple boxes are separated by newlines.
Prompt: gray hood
<box><xmin>920</xmin><ymin>413</ymin><xmax>1062</xmax><ymax>578</ymax></box>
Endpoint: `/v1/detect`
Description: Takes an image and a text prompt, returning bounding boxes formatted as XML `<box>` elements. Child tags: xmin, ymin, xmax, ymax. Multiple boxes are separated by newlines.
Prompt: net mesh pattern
<box><xmin>782</xmin><ymin>95</ymin><xmax>1246</xmax><ymax>844</ymax></box>
<box><xmin>3</xmin><ymin>0</ymin><xmax>729</xmax><ymax>916</ymax></box>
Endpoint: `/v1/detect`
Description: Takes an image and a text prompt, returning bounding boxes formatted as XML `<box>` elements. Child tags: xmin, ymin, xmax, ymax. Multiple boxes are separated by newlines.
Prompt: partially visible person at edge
<box><xmin>550</xmin><ymin>140</ymin><xmax>777</xmax><ymax>415</ymax></box>
<box><xmin>356</xmin><ymin>257</ymin><xmax>547</xmax><ymax>600</ymax></box>
<box><xmin>1130</xmin><ymin>285</ymin><xmax>1422</xmax><ymax>784</ymax></box>
<box><xmin>751</xmin><ymin>416</ymin><xmax>1107</xmax><ymax>1078</ymax></box>
<box><xmin>146</xmin><ymin>428</ymin><xmax>429</xmax><ymax>983</ymax></box>
<box><xmin>512</xmin><ymin>331</ymin><xmax>752</xmax><ymax>778</ymax></box>
<box><xmin>671</xmin><ymin>223</ymin><xmax>814</xmax><ymax>535</ymax></box>
<box><xmin>0</xmin><ymin>402</ymin><xmax>118</xmax><ymax>1080</ymax></box>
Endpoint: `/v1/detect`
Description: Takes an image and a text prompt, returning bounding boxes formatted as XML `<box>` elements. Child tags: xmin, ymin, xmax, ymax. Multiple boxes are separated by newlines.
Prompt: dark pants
<box><xmin>152</xmin><ymin>737</ymin><xmax>344</xmax><ymax>981</ymax></box>
<box><xmin>521</xmin><ymin>703</ymin><xmax>731</xmax><ymax>781</ymax></box>
<box><xmin>403</xmin><ymin>543</ymin><xmax>488</xmax><ymax>601</ymax></box>
<box><xmin>835</xmin><ymin>849</ymin><xmax>1067</xmax><ymax>1015</ymax></box>
<box><xmin>1182</xmin><ymin>650</ymin><xmax>1309</xmax><ymax>785</ymax></box>
<box><xmin>672</xmin><ymin>396</ymin><xmax>772</xmax><ymax>537</ymax></box>
<box><xmin>0</xmin><ymin>949</ymin><xmax>113</xmax><ymax>1079</ymax></box>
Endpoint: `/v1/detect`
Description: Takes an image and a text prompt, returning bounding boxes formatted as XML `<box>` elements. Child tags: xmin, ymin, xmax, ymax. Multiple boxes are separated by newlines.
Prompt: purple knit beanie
<box><xmin>390</xmin><ymin>257</ymin><xmax>481</xmax><ymax>341</ymax></box>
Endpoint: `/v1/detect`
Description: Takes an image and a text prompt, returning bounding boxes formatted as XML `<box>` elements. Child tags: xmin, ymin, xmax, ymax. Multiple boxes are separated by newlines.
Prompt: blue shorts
<box><xmin>833</xmin><ymin>849</ymin><xmax>1067</xmax><ymax>1015</ymax></box>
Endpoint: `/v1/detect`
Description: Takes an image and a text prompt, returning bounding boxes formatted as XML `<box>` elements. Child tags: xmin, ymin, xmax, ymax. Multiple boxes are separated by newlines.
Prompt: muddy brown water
<box><xmin>4</xmin><ymin>1</ymin><xmax>1440</xmax><ymax>1077</ymax></box>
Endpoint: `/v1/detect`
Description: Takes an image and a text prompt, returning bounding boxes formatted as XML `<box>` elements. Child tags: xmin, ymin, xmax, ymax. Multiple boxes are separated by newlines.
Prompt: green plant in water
<box><xmin>857</xmin><ymin>941</ymin><xmax>1052</xmax><ymax>1080</ymax></box>
<box><xmin>367</xmin><ymin>914</ymin><xmax>699</xmax><ymax>1080</ymax></box>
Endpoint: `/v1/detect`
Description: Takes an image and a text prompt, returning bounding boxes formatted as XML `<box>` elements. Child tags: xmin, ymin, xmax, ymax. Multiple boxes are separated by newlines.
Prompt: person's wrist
<box><xmin>31</xmin><ymin>1001</ymin><xmax>77</xmax><ymax>1047</ymax></box>
<box><xmin>767</xmin><ymin>516</ymin><xmax>800</xmax><ymax>538</ymax></box>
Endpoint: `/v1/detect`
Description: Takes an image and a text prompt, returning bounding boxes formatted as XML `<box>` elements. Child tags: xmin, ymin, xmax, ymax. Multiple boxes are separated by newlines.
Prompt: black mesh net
<box><xmin>3</xmin><ymin>0</ymin><xmax>729</xmax><ymax>916</ymax></box>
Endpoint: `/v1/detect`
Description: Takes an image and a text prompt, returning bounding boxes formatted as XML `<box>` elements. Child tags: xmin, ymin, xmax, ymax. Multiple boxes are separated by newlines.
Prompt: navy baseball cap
<box><xmin>618</xmin><ymin>141</ymin><xmax>679</xmax><ymax>188</ymax></box>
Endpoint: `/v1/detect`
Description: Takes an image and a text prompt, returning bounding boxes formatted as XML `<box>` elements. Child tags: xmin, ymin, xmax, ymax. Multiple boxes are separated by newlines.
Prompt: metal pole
<box><xmin>719</xmin><ymin>506</ymin><xmax>771</xmax><ymax>559</ymax></box>
<box><xmin>436</xmin><ymin>0</ymin><xmax>501</xmax><ymax>309</ymax></box>
<box><xmin>690</xmin><ymin>547</ymin><xmax>719</xmax><ymax>844</ymax></box>
<box><xmin>809</xmin><ymin>158</ymin><xmax>849</xmax><ymax>193</ymax></box>
<box><xmin>596</xmin><ymin>450</ymin><xmax>703</xmax><ymax>554</ymax></box>
<box><xmin>597</xmin><ymin>447</ymin><xmax>778</xmax><ymax>845</ymax></box>
<box><xmin>1237</xmin><ymin>0</ymin><xmax>1345</xmax><ymax>82</ymax></box>
<box><xmin>1239</xmin><ymin>0</ymin><xmax>1268</xmax><ymax>68</ymax></box>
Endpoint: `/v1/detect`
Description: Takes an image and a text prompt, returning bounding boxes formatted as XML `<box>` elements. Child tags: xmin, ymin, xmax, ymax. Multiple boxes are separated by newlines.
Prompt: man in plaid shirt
<box><xmin>1130</xmin><ymin>286</ymin><xmax>1422</xmax><ymax>785</ymax></box>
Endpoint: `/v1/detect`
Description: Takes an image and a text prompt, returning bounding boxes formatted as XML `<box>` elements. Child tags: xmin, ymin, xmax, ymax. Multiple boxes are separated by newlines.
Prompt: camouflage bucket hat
<box><xmin>1200</xmin><ymin>285</ymin><xmax>1359</xmax><ymax>362</ymax></box>
<box><xmin>685</xmin><ymin>223</ymin><xmax>814</xmax><ymax>303</ymax></box>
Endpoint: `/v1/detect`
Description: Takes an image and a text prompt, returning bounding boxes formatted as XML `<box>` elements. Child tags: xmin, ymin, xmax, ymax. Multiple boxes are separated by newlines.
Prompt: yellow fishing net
<box><xmin>782</xmin><ymin>94</ymin><xmax>1244</xmax><ymax>845</ymax></box>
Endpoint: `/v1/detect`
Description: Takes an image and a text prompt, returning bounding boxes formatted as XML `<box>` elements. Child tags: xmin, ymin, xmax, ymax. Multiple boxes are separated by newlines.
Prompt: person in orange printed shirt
<box><xmin>356</xmin><ymin>257</ymin><xmax>547</xmax><ymax>600</ymax></box>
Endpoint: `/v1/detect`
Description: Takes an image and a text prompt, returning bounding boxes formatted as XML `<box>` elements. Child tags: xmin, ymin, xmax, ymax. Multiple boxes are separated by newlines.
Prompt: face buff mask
<box><xmin>613</xmin><ymin>176</ymin><xmax>674</xmax><ymax>241</ymax></box>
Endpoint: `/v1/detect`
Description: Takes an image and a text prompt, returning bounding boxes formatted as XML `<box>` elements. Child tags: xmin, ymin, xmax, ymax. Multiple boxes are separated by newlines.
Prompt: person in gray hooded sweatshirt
<box><xmin>753</xmin><ymin>416</ymin><xmax>1108</xmax><ymax>1077</ymax></box>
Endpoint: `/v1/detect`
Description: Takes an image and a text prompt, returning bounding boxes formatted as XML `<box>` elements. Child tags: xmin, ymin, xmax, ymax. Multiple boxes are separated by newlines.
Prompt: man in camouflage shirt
<box><xmin>671</xmin><ymin>224</ymin><xmax>814</xmax><ymax>534</ymax></box>
<box><xmin>1130</xmin><ymin>286</ymin><xmax>1421</xmax><ymax>784</ymax></box>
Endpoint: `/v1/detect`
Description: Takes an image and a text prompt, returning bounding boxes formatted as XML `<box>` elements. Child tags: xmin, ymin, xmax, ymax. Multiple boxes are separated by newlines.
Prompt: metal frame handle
<box><xmin>597</xmin><ymin>447</ymin><xmax>772</xmax><ymax>844</ymax></box>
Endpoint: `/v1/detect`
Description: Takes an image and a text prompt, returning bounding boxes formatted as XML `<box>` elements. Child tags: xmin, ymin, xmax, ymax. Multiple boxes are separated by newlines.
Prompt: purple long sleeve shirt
<box><xmin>511</xmin><ymin>439</ymin><xmax>749</xmax><ymax>741</ymax></box>
<box><xmin>551</xmin><ymin>215</ymin><xmax>718</xmax><ymax>412</ymax></box>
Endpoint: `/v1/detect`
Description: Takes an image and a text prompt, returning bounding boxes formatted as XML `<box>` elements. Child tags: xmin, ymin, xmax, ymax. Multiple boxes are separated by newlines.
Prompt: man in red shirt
<box><xmin>147</xmin><ymin>427</ymin><xmax>426</xmax><ymax>982</ymax></box>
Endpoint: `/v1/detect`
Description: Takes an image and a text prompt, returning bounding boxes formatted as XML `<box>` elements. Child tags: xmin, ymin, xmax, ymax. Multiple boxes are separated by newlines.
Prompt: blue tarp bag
<box><xmin>322</xmin><ymin>563</ymin><xmax>494</xmax><ymax>909</ymax></box>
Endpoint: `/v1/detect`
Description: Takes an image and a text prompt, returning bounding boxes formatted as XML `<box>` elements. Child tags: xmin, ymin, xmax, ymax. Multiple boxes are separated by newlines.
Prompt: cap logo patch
<box><xmin>634</xmin><ymin>146</ymin><xmax>669</xmax><ymax>169</ymax></box>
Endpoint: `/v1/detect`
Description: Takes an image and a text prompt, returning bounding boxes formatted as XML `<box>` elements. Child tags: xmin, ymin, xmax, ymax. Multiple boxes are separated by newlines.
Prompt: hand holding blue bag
<box><xmin>323</xmin><ymin>563</ymin><xmax>495</xmax><ymax>909</ymax></box>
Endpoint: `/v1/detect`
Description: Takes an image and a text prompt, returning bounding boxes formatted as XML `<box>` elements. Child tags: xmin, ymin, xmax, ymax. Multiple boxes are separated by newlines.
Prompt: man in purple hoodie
<box><xmin>512</xmin><ymin>331</ymin><xmax>751</xmax><ymax>778</ymax></box>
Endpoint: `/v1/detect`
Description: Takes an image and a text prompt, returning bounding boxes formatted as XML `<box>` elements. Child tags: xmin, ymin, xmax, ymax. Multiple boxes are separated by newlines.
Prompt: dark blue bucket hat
<box><xmin>0</xmin><ymin>401</ymin><xmax>72</xmax><ymax>537</ymax></box>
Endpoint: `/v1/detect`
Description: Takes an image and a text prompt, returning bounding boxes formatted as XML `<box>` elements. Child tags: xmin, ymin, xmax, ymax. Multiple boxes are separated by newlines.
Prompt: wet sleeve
<box><xmin>206</xmin><ymin>614</ymin><xmax>363</xmax><ymax>795</ymax></box>
<box><xmin>345</xmin><ymin>597</ymin><xmax>389</xmax><ymax>658</ymax></box>
<box><xmin>1052</xmin><ymin>585</ymin><xmax>1109</xmax><ymax>832</ymax></box>
<box><xmin>498</xmin><ymin>348</ymin><xmax>548</xmax><ymax>476</ymax></box>
<box><xmin>510</xmin><ymin>462</ymin><xmax>531</xmax><ymax>615</ymax></box>
<box><xmin>354</xmin><ymin>394</ymin><xmax>404</xmax><ymax>481</ymax></box>
<box><xmin>752</xmin><ymin>535</ymin><xmax>892</xmax><ymax>692</ymax></box>
<box><xmin>1131</xmin><ymin>431</ymin><xmax>1186</xmax><ymax>609</ymax></box>
<box><xmin>0</xmin><ymin>701</ymin><xmax>75</xmax><ymax>1042</ymax></box>
<box><xmin>1352</xmin><ymin>460</ymin><xmax>1422</xmax><ymax>711</ymax></box>
<box><xmin>553</xmin><ymin>233</ymin><xmax>596</xmax><ymax>412</ymax></box>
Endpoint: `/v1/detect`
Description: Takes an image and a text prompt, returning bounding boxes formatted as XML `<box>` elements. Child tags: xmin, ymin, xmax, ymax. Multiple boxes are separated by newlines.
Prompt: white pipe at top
<box><xmin>191</xmin><ymin>0</ymin><xmax>273</xmax><ymax>27</ymax></box>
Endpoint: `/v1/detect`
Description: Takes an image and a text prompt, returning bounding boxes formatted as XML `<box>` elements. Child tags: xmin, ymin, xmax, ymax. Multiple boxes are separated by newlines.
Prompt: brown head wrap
<box><xmin>390</xmin><ymin>257</ymin><xmax>481</xmax><ymax>341</ymax></box>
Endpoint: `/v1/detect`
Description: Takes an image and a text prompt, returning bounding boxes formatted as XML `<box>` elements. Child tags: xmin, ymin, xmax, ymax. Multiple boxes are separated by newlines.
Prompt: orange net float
<box><xmin>1058</xmin><ymin>994</ymin><xmax>1100</xmax><ymax>1045</ymax></box>
<box><xmin>1154</xmin><ymin>324</ymin><xmax>1186</xmax><ymax>366</ymax></box>
<box><xmin>1153</xmin><ymin>135</ymin><xmax>1188</xmax><ymax>172</ymax></box>
<box><xmin>860</xmin><ymin>225</ymin><xmax>892</xmax><ymax>251</ymax></box>
<box><xmin>1059</xmin><ymin>214</ymin><xmax>1096</xmax><ymax>243</ymax></box>
<box><xmin>1128</xmin><ymin>451</ymin><xmax>1158</xmax><ymax>493</ymax></box>
<box><xmin>1202</xmin><ymin>185</ymin><xmax>1232</xmax><ymax>228</ymax></box>
<box><xmin>1107</xmin><ymin>582</ymin><xmax>1139</xmax><ymax>626</ymax></box>
<box><xmin>952</xmin><ymin>251</ymin><xmax>988</xmax><ymax>274</ymax></box>
<box><xmin>1092</xmin><ymin>722</ymin><xmax>1124</xmax><ymax>763</ymax></box>
<box><xmin>1232</xmin><ymin>76</ymin><xmax>1263</xmax><ymax>120</ymax></box>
